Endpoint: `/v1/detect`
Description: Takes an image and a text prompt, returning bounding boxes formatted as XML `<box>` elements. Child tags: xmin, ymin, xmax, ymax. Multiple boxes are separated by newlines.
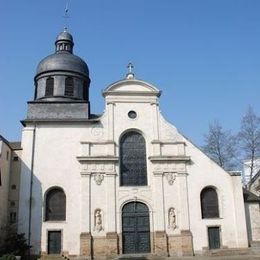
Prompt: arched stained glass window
<box><xmin>201</xmin><ymin>187</ymin><xmax>219</xmax><ymax>219</ymax></box>
<box><xmin>120</xmin><ymin>131</ymin><xmax>147</xmax><ymax>186</ymax></box>
<box><xmin>65</xmin><ymin>77</ymin><xmax>74</xmax><ymax>96</ymax></box>
<box><xmin>45</xmin><ymin>77</ymin><xmax>54</xmax><ymax>96</ymax></box>
<box><xmin>45</xmin><ymin>188</ymin><xmax>66</xmax><ymax>221</ymax></box>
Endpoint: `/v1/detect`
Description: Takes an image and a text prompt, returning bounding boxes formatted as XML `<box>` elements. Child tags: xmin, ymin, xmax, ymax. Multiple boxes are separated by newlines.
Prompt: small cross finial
<box><xmin>63</xmin><ymin>1</ymin><xmax>70</xmax><ymax>29</ymax></box>
<box><xmin>126</xmin><ymin>62</ymin><xmax>135</xmax><ymax>79</ymax></box>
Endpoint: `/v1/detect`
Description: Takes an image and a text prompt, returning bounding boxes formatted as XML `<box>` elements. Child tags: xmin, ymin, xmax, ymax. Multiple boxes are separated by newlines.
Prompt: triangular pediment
<box><xmin>103</xmin><ymin>79</ymin><xmax>161</xmax><ymax>97</ymax></box>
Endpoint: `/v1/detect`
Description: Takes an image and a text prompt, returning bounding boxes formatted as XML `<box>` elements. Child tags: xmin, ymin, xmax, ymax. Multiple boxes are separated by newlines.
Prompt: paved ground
<box><xmin>113</xmin><ymin>255</ymin><xmax>260</xmax><ymax>260</ymax></box>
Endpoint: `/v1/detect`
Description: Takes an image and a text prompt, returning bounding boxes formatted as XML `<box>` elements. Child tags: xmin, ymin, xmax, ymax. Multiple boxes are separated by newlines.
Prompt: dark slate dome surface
<box><xmin>36</xmin><ymin>53</ymin><xmax>89</xmax><ymax>76</ymax></box>
<box><xmin>35</xmin><ymin>30</ymin><xmax>89</xmax><ymax>77</ymax></box>
<box><xmin>56</xmin><ymin>31</ymin><xmax>73</xmax><ymax>42</ymax></box>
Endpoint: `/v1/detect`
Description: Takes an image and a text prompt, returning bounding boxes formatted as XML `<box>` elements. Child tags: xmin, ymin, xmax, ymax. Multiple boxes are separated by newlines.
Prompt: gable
<box><xmin>102</xmin><ymin>79</ymin><xmax>161</xmax><ymax>97</ymax></box>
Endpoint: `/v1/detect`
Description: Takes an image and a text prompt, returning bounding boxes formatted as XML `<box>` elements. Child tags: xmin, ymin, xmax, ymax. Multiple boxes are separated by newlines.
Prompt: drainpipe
<box><xmin>28</xmin><ymin>123</ymin><xmax>36</xmax><ymax>254</ymax></box>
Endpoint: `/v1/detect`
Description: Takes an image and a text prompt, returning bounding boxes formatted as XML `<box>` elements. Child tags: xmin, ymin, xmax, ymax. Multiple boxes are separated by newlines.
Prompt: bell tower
<box><xmin>26</xmin><ymin>29</ymin><xmax>91</xmax><ymax>120</ymax></box>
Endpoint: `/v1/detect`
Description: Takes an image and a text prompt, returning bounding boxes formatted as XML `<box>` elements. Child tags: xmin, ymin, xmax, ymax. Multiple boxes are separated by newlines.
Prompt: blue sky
<box><xmin>1</xmin><ymin>0</ymin><xmax>260</xmax><ymax>146</ymax></box>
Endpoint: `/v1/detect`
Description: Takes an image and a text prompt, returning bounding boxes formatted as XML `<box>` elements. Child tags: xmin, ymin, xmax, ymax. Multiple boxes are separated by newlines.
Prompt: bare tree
<box><xmin>238</xmin><ymin>106</ymin><xmax>260</xmax><ymax>183</ymax></box>
<box><xmin>203</xmin><ymin>121</ymin><xmax>237</xmax><ymax>170</ymax></box>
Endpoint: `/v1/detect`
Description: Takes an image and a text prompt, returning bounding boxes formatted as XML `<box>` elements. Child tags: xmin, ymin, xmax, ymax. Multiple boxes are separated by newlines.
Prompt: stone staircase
<box><xmin>40</xmin><ymin>255</ymin><xmax>64</xmax><ymax>260</ymax></box>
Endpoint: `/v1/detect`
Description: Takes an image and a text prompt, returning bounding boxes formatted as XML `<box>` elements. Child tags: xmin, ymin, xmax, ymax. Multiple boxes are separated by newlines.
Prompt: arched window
<box><xmin>45</xmin><ymin>188</ymin><xmax>66</xmax><ymax>221</ymax></box>
<box><xmin>82</xmin><ymin>81</ymin><xmax>88</xmax><ymax>100</ymax></box>
<box><xmin>201</xmin><ymin>187</ymin><xmax>219</xmax><ymax>219</ymax></box>
<box><xmin>45</xmin><ymin>77</ymin><xmax>54</xmax><ymax>96</ymax></box>
<box><xmin>65</xmin><ymin>77</ymin><xmax>74</xmax><ymax>96</ymax></box>
<box><xmin>120</xmin><ymin>131</ymin><xmax>147</xmax><ymax>186</ymax></box>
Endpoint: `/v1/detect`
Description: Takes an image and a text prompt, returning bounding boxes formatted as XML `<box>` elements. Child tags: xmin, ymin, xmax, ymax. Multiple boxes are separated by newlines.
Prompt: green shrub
<box><xmin>0</xmin><ymin>232</ymin><xmax>30</xmax><ymax>258</ymax></box>
<box><xmin>0</xmin><ymin>254</ymin><xmax>17</xmax><ymax>260</ymax></box>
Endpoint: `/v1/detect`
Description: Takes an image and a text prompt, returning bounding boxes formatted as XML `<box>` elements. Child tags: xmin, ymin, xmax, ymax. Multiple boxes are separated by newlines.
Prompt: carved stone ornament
<box><xmin>91</xmin><ymin>125</ymin><xmax>104</xmax><ymax>139</ymax></box>
<box><xmin>94</xmin><ymin>209</ymin><xmax>103</xmax><ymax>232</ymax></box>
<box><xmin>168</xmin><ymin>207</ymin><xmax>177</xmax><ymax>230</ymax></box>
<box><xmin>94</xmin><ymin>173</ymin><xmax>104</xmax><ymax>185</ymax></box>
<box><xmin>166</xmin><ymin>172</ymin><xmax>176</xmax><ymax>185</ymax></box>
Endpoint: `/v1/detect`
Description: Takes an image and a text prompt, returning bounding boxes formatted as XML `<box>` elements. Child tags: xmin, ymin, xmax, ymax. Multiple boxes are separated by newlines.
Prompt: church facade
<box><xmin>18</xmin><ymin>30</ymin><xmax>249</xmax><ymax>258</ymax></box>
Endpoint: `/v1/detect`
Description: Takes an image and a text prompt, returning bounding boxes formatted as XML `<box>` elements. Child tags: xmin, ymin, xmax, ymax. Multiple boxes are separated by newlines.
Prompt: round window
<box><xmin>128</xmin><ymin>110</ymin><xmax>137</xmax><ymax>119</ymax></box>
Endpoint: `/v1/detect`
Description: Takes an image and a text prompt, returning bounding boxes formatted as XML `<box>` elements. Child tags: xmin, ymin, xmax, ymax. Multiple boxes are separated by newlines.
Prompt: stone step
<box><xmin>204</xmin><ymin>248</ymin><xmax>251</xmax><ymax>256</ymax></box>
<box><xmin>112</xmin><ymin>254</ymin><xmax>165</xmax><ymax>260</ymax></box>
<box><xmin>40</xmin><ymin>255</ymin><xmax>64</xmax><ymax>260</ymax></box>
<box><xmin>250</xmin><ymin>241</ymin><xmax>260</xmax><ymax>248</ymax></box>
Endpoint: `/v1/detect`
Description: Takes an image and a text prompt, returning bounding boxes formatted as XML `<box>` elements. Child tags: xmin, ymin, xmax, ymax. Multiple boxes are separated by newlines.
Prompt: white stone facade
<box><xmin>18</xmin><ymin>78</ymin><xmax>249</xmax><ymax>257</ymax></box>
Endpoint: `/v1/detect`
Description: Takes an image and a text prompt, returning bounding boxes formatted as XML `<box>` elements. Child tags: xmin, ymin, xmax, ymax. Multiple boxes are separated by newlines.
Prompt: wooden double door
<box><xmin>122</xmin><ymin>202</ymin><xmax>151</xmax><ymax>254</ymax></box>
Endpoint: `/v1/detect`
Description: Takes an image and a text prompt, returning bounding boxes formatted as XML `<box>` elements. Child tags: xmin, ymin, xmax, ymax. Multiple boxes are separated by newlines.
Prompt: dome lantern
<box><xmin>55</xmin><ymin>28</ymin><xmax>74</xmax><ymax>54</ymax></box>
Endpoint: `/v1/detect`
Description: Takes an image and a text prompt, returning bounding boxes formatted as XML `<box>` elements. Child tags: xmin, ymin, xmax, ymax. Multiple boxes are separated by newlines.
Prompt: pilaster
<box><xmin>177</xmin><ymin>173</ymin><xmax>190</xmax><ymax>230</ymax></box>
<box><xmin>80</xmin><ymin>172</ymin><xmax>91</xmax><ymax>256</ymax></box>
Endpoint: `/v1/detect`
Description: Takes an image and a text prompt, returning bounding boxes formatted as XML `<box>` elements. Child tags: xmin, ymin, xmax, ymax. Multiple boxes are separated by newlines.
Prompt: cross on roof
<box><xmin>126</xmin><ymin>62</ymin><xmax>135</xmax><ymax>79</ymax></box>
<box><xmin>127</xmin><ymin>62</ymin><xmax>134</xmax><ymax>73</ymax></box>
<box><xmin>63</xmin><ymin>1</ymin><xmax>70</xmax><ymax>29</ymax></box>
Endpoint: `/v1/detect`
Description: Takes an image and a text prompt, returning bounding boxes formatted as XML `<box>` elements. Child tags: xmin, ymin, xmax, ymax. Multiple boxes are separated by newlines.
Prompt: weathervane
<box><xmin>126</xmin><ymin>62</ymin><xmax>135</xmax><ymax>79</ymax></box>
<box><xmin>63</xmin><ymin>0</ymin><xmax>70</xmax><ymax>30</ymax></box>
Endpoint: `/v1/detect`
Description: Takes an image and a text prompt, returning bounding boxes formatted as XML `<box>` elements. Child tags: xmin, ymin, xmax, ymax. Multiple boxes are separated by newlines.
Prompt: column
<box><xmin>105</xmin><ymin>172</ymin><xmax>118</xmax><ymax>256</ymax></box>
<box><xmin>177</xmin><ymin>173</ymin><xmax>190</xmax><ymax>230</ymax></box>
<box><xmin>153</xmin><ymin>172</ymin><xmax>168</xmax><ymax>256</ymax></box>
<box><xmin>151</xmin><ymin>103</ymin><xmax>160</xmax><ymax>141</ymax></box>
<box><xmin>107</xmin><ymin>102</ymin><xmax>114</xmax><ymax>141</ymax></box>
<box><xmin>80</xmin><ymin>172</ymin><xmax>92</xmax><ymax>256</ymax></box>
<box><xmin>176</xmin><ymin>173</ymin><xmax>193</xmax><ymax>256</ymax></box>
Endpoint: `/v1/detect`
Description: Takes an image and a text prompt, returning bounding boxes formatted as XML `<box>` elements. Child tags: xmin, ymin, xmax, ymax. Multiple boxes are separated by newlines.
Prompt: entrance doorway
<box><xmin>122</xmin><ymin>202</ymin><xmax>150</xmax><ymax>254</ymax></box>
<box><xmin>48</xmin><ymin>231</ymin><xmax>61</xmax><ymax>254</ymax></box>
<box><xmin>208</xmin><ymin>227</ymin><xmax>220</xmax><ymax>249</ymax></box>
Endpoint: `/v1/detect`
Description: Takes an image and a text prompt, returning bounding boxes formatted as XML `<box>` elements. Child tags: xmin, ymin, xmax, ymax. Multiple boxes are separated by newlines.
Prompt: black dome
<box><xmin>35</xmin><ymin>30</ymin><xmax>89</xmax><ymax>77</ymax></box>
<box><xmin>36</xmin><ymin>52</ymin><xmax>89</xmax><ymax>77</ymax></box>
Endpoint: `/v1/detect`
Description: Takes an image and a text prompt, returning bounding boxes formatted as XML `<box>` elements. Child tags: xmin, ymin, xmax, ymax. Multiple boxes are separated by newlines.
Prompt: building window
<box><xmin>201</xmin><ymin>187</ymin><xmax>219</xmax><ymax>218</ymax></box>
<box><xmin>34</xmin><ymin>82</ymin><xmax>38</xmax><ymax>99</ymax></box>
<box><xmin>45</xmin><ymin>187</ymin><xmax>66</xmax><ymax>221</ymax></box>
<box><xmin>45</xmin><ymin>77</ymin><xmax>54</xmax><ymax>96</ymax></box>
<box><xmin>120</xmin><ymin>131</ymin><xmax>147</xmax><ymax>186</ymax></box>
<box><xmin>10</xmin><ymin>201</ymin><xmax>15</xmax><ymax>207</ymax></box>
<box><xmin>0</xmin><ymin>170</ymin><xmax>2</xmax><ymax>186</ymax></box>
<box><xmin>65</xmin><ymin>77</ymin><xmax>74</xmax><ymax>96</ymax></box>
<box><xmin>6</xmin><ymin>151</ymin><xmax>9</xmax><ymax>160</ymax></box>
<box><xmin>83</xmin><ymin>81</ymin><xmax>88</xmax><ymax>100</ymax></box>
<box><xmin>13</xmin><ymin>156</ymin><xmax>19</xmax><ymax>161</ymax></box>
<box><xmin>11</xmin><ymin>184</ymin><xmax>16</xmax><ymax>190</ymax></box>
<box><xmin>10</xmin><ymin>212</ymin><xmax>17</xmax><ymax>223</ymax></box>
<box><xmin>128</xmin><ymin>111</ymin><xmax>137</xmax><ymax>119</ymax></box>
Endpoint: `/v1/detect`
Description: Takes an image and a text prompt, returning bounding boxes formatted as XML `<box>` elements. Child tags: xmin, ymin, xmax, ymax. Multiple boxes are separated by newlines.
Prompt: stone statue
<box><xmin>168</xmin><ymin>207</ymin><xmax>176</xmax><ymax>230</ymax></box>
<box><xmin>94</xmin><ymin>209</ymin><xmax>103</xmax><ymax>232</ymax></box>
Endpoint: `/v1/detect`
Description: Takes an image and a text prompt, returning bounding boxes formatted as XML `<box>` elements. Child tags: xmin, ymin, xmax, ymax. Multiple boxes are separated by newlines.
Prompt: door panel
<box><xmin>208</xmin><ymin>227</ymin><xmax>220</xmax><ymax>249</ymax></box>
<box><xmin>122</xmin><ymin>202</ymin><xmax>150</xmax><ymax>254</ymax></box>
<box><xmin>48</xmin><ymin>231</ymin><xmax>61</xmax><ymax>254</ymax></box>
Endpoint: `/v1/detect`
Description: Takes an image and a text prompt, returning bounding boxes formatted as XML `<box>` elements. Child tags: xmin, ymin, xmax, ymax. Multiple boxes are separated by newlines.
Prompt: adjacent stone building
<box><xmin>243</xmin><ymin>158</ymin><xmax>260</xmax><ymax>187</ymax></box>
<box><xmin>244</xmin><ymin>189</ymin><xmax>260</xmax><ymax>248</ymax></box>
<box><xmin>17</xmin><ymin>30</ymin><xmax>249</xmax><ymax>258</ymax></box>
<box><xmin>0</xmin><ymin>136</ymin><xmax>22</xmax><ymax>245</ymax></box>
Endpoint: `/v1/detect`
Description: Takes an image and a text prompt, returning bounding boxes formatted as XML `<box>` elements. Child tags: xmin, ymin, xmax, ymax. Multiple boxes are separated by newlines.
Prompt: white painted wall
<box><xmin>18</xmin><ymin>78</ymin><xmax>249</xmax><ymax>255</ymax></box>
